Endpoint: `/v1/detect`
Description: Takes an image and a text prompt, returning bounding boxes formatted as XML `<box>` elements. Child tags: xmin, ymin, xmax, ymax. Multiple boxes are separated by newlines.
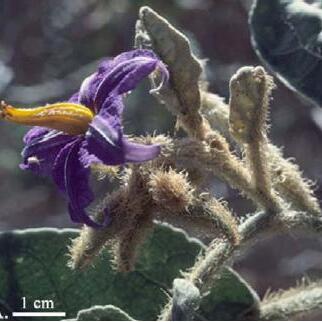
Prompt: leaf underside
<box><xmin>250</xmin><ymin>0</ymin><xmax>322</xmax><ymax>107</ymax></box>
<box><xmin>0</xmin><ymin>225</ymin><xmax>258</xmax><ymax>320</ymax></box>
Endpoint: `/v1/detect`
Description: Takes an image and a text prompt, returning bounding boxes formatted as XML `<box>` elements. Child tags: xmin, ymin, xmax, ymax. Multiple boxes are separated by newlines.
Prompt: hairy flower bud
<box><xmin>149</xmin><ymin>169</ymin><xmax>194</xmax><ymax>213</ymax></box>
<box><xmin>229</xmin><ymin>66</ymin><xmax>274</xmax><ymax>144</ymax></box>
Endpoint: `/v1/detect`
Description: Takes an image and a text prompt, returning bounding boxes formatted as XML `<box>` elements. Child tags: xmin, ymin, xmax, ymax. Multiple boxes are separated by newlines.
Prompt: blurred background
<box><xmin>1</xmin><ymin>0</ymin><xmax>322</xmax><ymax>315</ymax></box>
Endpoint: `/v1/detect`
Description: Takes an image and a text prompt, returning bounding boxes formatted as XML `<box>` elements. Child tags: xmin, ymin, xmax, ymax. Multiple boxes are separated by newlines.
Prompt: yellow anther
<box><xmin>0</xmin><ymin>101</ymin><xmax>94</xmax><ymax>135</ymax></box>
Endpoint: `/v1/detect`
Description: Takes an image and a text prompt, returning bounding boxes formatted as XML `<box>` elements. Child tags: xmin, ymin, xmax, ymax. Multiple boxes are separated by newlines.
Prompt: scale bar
<box><xmin>13</xmin><ymin>312</ymin><xmax>66</xmax><ymax>317</ymax></box>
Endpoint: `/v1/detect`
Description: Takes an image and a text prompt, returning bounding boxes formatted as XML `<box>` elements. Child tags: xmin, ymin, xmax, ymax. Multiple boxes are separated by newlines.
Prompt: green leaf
<box><xmin>198</xmin><ymin>268</ymin><xmax>260</xmax><ymax>320</ymax></box>
<box><xmin>250</xmin><ymin>0</ymin><xmax>322</xmax><ymax>106</ymax></box>
<box><xmin>0</xmin><ymin>225</ymin><xmax>201</xmax><ymax>320</ymax></box>
<box><xmin>0</xmin><ymin>225</ymin><xmax>260</xmax><ymax>321</ymax></box>
<box><xmin>75</xmin><ymin>305</ymin><xmax>134</xmax><ymax>321</ymax></box>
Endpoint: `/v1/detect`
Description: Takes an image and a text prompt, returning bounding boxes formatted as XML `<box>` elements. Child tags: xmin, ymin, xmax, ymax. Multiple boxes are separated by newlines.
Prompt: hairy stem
<box><xmin>229</xmin><ymin>66</ymin><xmax>283</xmax><ymax>213</ymax></box>
<box><xmin>168</xmin><ymin>137</ymin><xmax>281</xmax><ymax>211</ymax></box>
<box><xmin>202</xmin><ymin>91</ymin><xmax>320</xmax><ymax>215</ymax></box>
<box><xmin>159</xmin><ymin>209</ymin><xmax>322</xmax><ymax>320</ymax></box>
<box><xmin>261</xmin><ymin>281</ymin><xmax>322</xmax><ymax>320</ymax></box>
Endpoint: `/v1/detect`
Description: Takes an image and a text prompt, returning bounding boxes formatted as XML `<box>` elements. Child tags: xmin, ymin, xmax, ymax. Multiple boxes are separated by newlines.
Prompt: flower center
<box><xmin>0</xmin><ymin>101</ymin><xmax>94</xmax><ymax>135</ymax></box>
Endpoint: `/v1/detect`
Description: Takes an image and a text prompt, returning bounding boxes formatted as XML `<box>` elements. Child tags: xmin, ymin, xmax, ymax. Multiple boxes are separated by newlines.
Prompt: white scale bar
<box><xmin>13</xmin><ymin>312</ymin><xmax>66</xmax><ymax>317</ymax></box>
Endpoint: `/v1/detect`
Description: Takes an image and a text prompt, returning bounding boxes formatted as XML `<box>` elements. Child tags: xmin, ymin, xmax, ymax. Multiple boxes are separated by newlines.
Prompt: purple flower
<box><xmin>1</xmin><ymin>49</ymin><xmax>168</xmax><ymax>228</ymax></box>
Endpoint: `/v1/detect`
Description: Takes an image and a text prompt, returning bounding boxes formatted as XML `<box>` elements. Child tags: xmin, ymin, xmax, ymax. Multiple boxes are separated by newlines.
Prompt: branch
<box><xmin>202</xmin><ymin>91</ymin><xmax>321</xmax><ymax>215</ymax></box>
<box><xmin>260</xmin><ymin>280</ymin><xmax>322</xmax><ymax>320</ymax></box>
<box><xmin>166</xmin><ymin>137</ymin><xmax>282</xmax><ymax>212</ymax></box>
<box><xmin>229</xmin><ymin>66</ymin><xmax>282</xmax><ymax>212</ymax></box>
<box><xmin>69</xmin><ymin>150</ymin><xmax>241</xmax><ymax>269</ymax></box>
<box><xmin>159</xmin><ymin>205</ymin><xmax>322</xmax><ymax>320</ymax></box>
<box><xmin>135</xmin><ymin>7</ymin><xmax>318</xmax><ymax>216</ymax></box>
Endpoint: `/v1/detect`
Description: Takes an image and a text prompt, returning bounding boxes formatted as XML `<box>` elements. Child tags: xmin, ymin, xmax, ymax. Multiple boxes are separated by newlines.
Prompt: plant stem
<box><xmin>260</xmin><ymin>281</ymin><xmax>322</xmax><ymax>320</ymax></box>
<box><xmin>159</xmin><ymin>209</ymin><xmax>322</xmax><ymax>320</ymax></box>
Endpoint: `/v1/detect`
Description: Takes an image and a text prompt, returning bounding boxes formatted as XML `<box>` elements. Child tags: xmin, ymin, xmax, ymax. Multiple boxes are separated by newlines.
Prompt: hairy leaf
<box><xmin>137</xmin><ymin>6</ymin><xmax>202</xmax><ymax>115</ymax></box>
<box><xmin>198</xmin><ymin>268</ymin><xmax>260</xmax><ymax>320</ymax></box>
<box><xmin>250</xmin><ymin>0</ymin><xmax>322</xmax><ymax>106</ymax></box>
<box><xmin>75</xmin><ymin>305</ymin><xmax>134</xmax><ymax>321</ymax></box>
<box><xmin>0</xmin><ymin>225</ymin><xmax>259</xmax><ymax>320</ymax></box>
<box><xmin>136</xmin><ymin>5</ymin><xmax>204</xmax><ymax>137</ymax></box>
<box><xmin>0</xmin><ymin>226</ymin><xmax>201</xmax><ymax>320</ymax></box>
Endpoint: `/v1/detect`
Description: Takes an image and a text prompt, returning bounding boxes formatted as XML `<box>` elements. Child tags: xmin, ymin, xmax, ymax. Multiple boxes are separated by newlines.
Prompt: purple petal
<box><xmin>76</xmin><ymin>49</ymin><xmax>168</xmax><ymax>112</ymax></box>
<box><xmin>68</xmin><ymin>92</ymin><xmax>80</xmax><ymax>103</ymax></box>
<box><xmin>78</xmin><ymin>73</ymin><xmax>101</xmax><ymax>111</ymax></box>
<box><xmin>52</xmin><ymin>139</ymin><xmax>109</xmax><ymax>227</ymax></box>
<box><xmin>85</xmin><ymin>113</ymin><xmax>124</xmax><ymax>165</ymax></box>
<box><xmin>94</xmin><ymin>49</ymin><xmax>168</xmax><ymax>110</ymax></box>
<box><xmin>23</xmin><ymin>126</ymin><xmax>50</xmax><ymax>144</ymax></box>
<box><xmin>86</xmin><ymin>112</ymin><xmax>161</xmax><ymax>166</ymax></box>
<box><xmin>21</xmin><ymin>130</ymin><xmax>74</xmax><ymax>176</ymax></box>
<box><xmin>52</xmin><ymin>138</ymin><xmax>80</xmax><ymax>192</ymax></box>
<box><xmin>123</xmin><ymin>138</ymin><xmax>161</xmax><ymax>163</ymax></box>
<box><xmin>76</xmin><ymin>58</ymin><xmax>115</xmax><ymax>111</ymax></box>
<box><xmin>78</xmin><ymin>141</ymin><xmax>102</xmax><ymax>168</ymax></box>
<box><xmin>99</xmin><ymin>95</ymin><xmax>123</xmax><ymax>131</ymax></box>
<box><xmin>96</xmin><ymin>49</ymin><xmax>159</xmax><ymax>77</ymax></box>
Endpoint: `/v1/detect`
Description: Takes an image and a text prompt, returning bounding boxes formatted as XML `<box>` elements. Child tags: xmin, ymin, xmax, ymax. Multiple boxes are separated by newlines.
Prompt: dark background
<box><xmin>1</xmin><ymin>0</ymin><xmax>322</xmax><ymax>316</ymax></box>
